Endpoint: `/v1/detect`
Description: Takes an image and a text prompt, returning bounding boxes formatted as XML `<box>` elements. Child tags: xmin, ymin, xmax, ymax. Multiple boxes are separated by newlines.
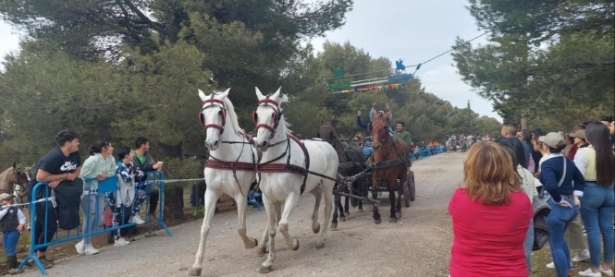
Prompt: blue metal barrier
<box><xmin>19</xmin><ymin>171</ymin><xmax>171</xmax><ymax>275</ymax></box>
<box><xmin>140</xmin><ymin>171</ymin><xmax>172</xmax><ymax>236</ymax></box>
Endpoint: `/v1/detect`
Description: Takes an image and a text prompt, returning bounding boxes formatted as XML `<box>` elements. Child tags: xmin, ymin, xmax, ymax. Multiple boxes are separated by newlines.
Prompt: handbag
<box><xmin>532</xmin><ymin>156</ymin><xmax>567</xmax><ymax>251</ymax></box>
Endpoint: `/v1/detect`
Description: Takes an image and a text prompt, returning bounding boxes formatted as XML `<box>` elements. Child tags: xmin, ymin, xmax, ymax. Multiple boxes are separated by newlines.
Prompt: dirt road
<box><xmin>20</xmin><ymin>152</ymin><xmax>463</xmax><ymax>277</ymax></box>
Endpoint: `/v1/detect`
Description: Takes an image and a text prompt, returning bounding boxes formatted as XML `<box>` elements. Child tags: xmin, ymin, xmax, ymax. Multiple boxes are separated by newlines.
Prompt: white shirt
<box><xmin>572</xmin><ymin>145</ymin><xmax>593</xmax><ymax>177</ymax></box>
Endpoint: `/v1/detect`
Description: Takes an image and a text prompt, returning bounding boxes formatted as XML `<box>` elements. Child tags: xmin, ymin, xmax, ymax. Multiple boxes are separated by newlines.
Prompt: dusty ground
<box><xmin>15</xmin><ymin>152</ymin><xmax>462</xmax><ymax>277</ymax></box>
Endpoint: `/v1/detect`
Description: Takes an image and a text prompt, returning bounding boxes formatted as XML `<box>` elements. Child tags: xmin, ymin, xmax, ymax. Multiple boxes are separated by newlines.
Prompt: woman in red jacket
<box><xmin>448</xmin><ymin>141</ymin><xmax>533</xmax><ymax>277</ymax></box>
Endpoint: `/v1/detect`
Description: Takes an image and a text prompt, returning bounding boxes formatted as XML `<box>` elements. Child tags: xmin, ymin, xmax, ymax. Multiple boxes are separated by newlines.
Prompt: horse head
<box><xmin>317</xmin><ymin>115</ymin><xmax>338</xmax><ymax>145</ymax></box>
<box><xmin>198</xmin><ymin>88</ymin><xmax>231</xmax><ymax>150</ymax></box>
<box><xmin>0</xmin><ymin>163</ymin><xmax>30</xmax><ymax>194</ymax></box>
<box><xmin>370</xmin><ymin>111</ymin><xmax>391</xmax><ymax>151</ymax></box>
<box><xmin>252</xmin><ymin>87</ymin><xmax>285</xmax><ymax>152</ymax></box>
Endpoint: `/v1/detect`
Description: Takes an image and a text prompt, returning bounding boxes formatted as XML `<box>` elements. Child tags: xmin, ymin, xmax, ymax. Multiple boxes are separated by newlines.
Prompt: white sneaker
<box><xmin>84</xmin><ymin>243</ymin><xmax>99</xmax><ymax>255</ymax></box>
<box><xmin>114</xmin><ymin>238</ymin><xmax>130</xmax><ymax>247</ymax></box>
<box><xmin>579</xmin><ymin>268</ymin><xmax>602</xmax><ymax>277</ymax></box>
<box><xmin>546</xmin><ymin>261</ymin><xmax>572</xmax><ymax>269</ymax></box>
<box><xmin>600</xmin><ymin>266</ymin><xmax>614</xmax><ymax>277</ymax></box>
<box><xmin>573</xmin><ymin>249</ymin><xmax>591</xmax><ymax>262</ymax></box>
<box><xmin>75</xmin><ymin>241</ymin><xmax>85</xmax><ymax>255</ymax></box>
<box><xmin>132</xmin><ymin>215</ymin><xmax>145</xmax><ymax>225</ymax></box>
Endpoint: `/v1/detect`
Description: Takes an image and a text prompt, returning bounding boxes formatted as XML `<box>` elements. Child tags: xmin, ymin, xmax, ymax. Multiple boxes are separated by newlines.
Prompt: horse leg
<box><xmin>235</xmin><ymin>193</ymin><xmax>258</xmax><ymax>249</ymax></box>
<box><xmin>189</xmin><ymin>189</ymin><xmax>221</xmax><ymax>276</ymax></box>
<box><xmin>388</xmin><ymin>178</ymin><xmax>397</xmax><ymax>223</ymax></box>
<box><xmin>309</xmin><ymin>186</ymin><xmax>322</xmax><ymax>234</ymax></box>
<box><xmin>257</xmin><ymin>202</ymin><xmax>282</xmax><ymax>256</ymax></box>
<box><xmin>331</xmin><ymin>190</ymin><xmax>340</xmax><ymax>229</ymax></box>
<box><xmin>22</xmin><ymin>207</ymin><xmax>30</xmax><ymax>230</ymax></box>
<box><xmin>371</xmin><ymin>176</ymin><xmax>382</xmax><ymax>224</ymax></box>
<box><xmin>259</xmin><ymin>194</ymin><xmax>277</xmax><ymax>274</ymax></box>
<box><xmin>316</xmin><ymin>180</ymin><xmax>334</xmax><ymax>249</ymax></box>
<box><xmin>355</xmin><ymin>181</ymin><xmax>364</xmax><ymax>212</ymax></box>
<box><xmin>396</xmin><ymin>170</ymin><xmax>407</xmax><ymax>217</ymax></box>
<box><xmin>278</xmin><ymin>193</ymin><xmax>300</xmax><ymax>252</ymax></box>
<box><xmin>343</xmin><ymin>193</ymin><xmax>350</xmax><ymax>216</ymax></box>
<box><xmin>337</xmin><ymin>190</ymin><xmax>346</xmax><ymax>222</ymax></box>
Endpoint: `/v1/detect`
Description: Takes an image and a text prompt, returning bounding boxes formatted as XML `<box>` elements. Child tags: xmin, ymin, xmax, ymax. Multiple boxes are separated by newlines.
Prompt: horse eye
<box><xmin>218</xmin><ymin>110</ymin><xmax>222</xmax><ymax>115</ymax></box>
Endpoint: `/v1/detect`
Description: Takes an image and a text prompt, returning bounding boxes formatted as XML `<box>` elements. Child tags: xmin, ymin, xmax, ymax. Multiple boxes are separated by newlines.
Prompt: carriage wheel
<box><xmin>408</xmin><ymin>170</ymin><xmax>416</xmax><ymax>201</ymax></box>
<box><xmin>403</xmin><ymin>177</ymin><xmax>411</xmax><ymax>207</ymax></box>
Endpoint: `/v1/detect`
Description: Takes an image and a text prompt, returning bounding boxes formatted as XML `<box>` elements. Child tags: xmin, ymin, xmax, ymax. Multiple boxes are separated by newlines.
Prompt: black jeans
<box><xmin>34</xmin><ymin>202</ymin><xmax>57</xmax><ymax>253</ymax></box>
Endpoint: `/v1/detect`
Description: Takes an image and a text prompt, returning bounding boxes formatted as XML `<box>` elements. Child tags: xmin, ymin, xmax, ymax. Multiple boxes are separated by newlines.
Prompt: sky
<box><xmin>309</xmin><ymin>1</ymin><xmax>498</xmax><ymax>120</ymax></box>
<box><xmin>0</xmin><ymin>1</ymin><xmax>500</xmax><ymax>120</ymax></box>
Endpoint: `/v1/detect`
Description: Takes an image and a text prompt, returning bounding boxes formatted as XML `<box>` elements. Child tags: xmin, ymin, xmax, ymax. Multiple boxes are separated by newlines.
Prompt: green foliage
<box><xmin>455</xmin><ymin>0</ymin><xmax>614</xmax><ymax>129</ymax></box>
<box><xmin>282</xmin><ymin>42</ymin><xmax>502</xmax><ymax>143</ymax></box>
<box><xmin>0</xmin><ymin>1</ymin><xmax>504</xmax><ymax>177</ymax></box>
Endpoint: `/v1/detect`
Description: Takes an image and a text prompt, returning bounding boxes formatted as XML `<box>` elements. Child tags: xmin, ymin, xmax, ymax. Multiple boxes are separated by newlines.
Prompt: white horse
<box><xmin>189</xmin><ymin>88</ymin><xmax>262</xmax><ymax>276</ymax></box>
<box><xmin>252</xmin><ymin>87</ymin><xmax>339</xmax><ymax>273</ymax></box>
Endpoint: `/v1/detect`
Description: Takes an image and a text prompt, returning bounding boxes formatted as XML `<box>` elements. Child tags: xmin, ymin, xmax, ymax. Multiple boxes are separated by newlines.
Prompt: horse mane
<box><xmin>221</xmin><ymin>96</ymin><xmax>245</xmax><ymax>135</ymax></box>
<box><xmin>279</xmin><ymin>115</ymin><xmax>293</xmax><ymax>135</ymax></box>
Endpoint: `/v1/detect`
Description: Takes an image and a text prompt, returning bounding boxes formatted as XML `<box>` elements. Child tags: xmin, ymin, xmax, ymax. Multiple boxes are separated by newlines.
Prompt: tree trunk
<box><xmin>163</xmin><ymin>185</ymin><xmax>185</xmax><ymax>221</ymax></box>
<box><xmin>520</xmin><ymin>114</ymin><xmax>528</xmax><ymax>130</ymax></box>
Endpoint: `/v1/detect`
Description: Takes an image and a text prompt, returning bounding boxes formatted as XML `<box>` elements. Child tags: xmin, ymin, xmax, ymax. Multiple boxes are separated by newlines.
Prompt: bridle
<box><xmin>370</xmin><ymin>119</ymin><xmax>392</xmax><ymax>151</ymax></box>
<box><xmin>198</xmin><ymin>94</ymin><xmax>227</xmax><ymax>135</ymax></box>
<box><xmin>252</xmin><ymin>96</ymin><xmax>283</xmax><ymax>140</ymax></box>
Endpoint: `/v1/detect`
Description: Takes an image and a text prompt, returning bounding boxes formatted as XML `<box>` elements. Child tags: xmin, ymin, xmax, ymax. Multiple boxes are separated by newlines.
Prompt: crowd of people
<box><xmin>449</xmin><ymin>117</ymin><xmax>615</xmax><ymax>277</ymax></box>
<box><xmin>0</xmin><ymin>131</ymin><xmax>164</xmax><ymax>273</ymax></box>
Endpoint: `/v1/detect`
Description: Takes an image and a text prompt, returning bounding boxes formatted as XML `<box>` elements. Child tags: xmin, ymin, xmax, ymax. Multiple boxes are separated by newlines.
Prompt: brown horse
<box><xmin>317</xmin><ymin>117</ymin><xmax>366</xmax><ymax>228</ymax></box>
<box><xmin>0</xmin><ymin>163</ymin><xmax>32</xmax><ymax>228</ymax></box>
<box><xmin>369</xmin><ymin>111</ymin><xmax>409</xmax><ymax>224</ymax></box>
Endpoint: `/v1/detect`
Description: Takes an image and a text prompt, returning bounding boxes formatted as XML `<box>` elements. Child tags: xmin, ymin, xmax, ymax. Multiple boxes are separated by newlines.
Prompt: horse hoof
<box><xmin>330</xmin><ymin>222</ymin><xmax>337</xmax><ymax>229</ymax></box>
<box><xmin>188</xmin><ymin>267</ymin><xmax>202</xmax><ymax>276</ymax></box>
<box><xmin>374</xmin><ymin>218</ymin><xmax>382</xmax><ymax>224</ymax></box>
<box><xmin>389</xmin><ymin>218</ymin><xmax>397</xmax><ymax>223</ymax></box>
<box><xmin>312</xmin><ymin>224</ymin><xmax>320</xmax><ymax>234</ymax></box>
<box><xmin>291</xmin><ymin>238</ymin><xmax>300</xmax><ymax>251</ymax></box>
<box><xmin>315</xmin><ymin>241</ymin><xmax>325</xmax><ymax>249</ymax></box>
<box><xmin>340</xmin><ymin>217</ymin><xmax>346</xmax><ymax>222</ymax></box>
<box><xmin>259</xmin><ymin>265</ymin><xmax>273</xmax><ymax>274</ymax></box>
<box><xmin>344</xmin><ymin>212</ymin><xmax>350</xmax><ymax>216</ymax></box>
<box><xmin>396</xmin><ymin>212</ymin><xmax>402</xmax><ymax>218</ymax></box>
<box><xmin>250</xmin><ymin>238</ymin><xmax>258</xmax><ymax>248</ymax></box>
<box><xmin>256</xmin><ymin>247</ymin><xmax>267</xmax><ymax>257</ymax></box>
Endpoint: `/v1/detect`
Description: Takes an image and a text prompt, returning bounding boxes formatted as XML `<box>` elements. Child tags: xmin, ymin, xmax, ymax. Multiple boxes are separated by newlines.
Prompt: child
<box><xmin>112</xmin><ymin>147</ymin><xmax>146</xmax><ymax>245</ymax></box>
<box><xmin>0</xmin><ymin>193</ymin><xmax>26</xmax><ymax>274</ymax></box>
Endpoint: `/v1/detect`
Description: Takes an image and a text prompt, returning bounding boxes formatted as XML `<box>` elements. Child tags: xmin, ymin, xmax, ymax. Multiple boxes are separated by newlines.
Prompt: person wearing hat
<box><xmin>0</xmin><ymin>193</ymin><xmax>26</xmax><ymax>274</ymax></box>
<box><xmin>565</xmin><ymin>127</ymin><xmax>588</xmax><ymax>159</ymax></box>
<box><xmin>545</xmin><ymin>126</ymin><xmax>592</xmax><ymax>269</ymax></box>
<box><xmin>537</xmin><ymin>132</ymin><xmax>586</xmax><ymax>277</ymax></box>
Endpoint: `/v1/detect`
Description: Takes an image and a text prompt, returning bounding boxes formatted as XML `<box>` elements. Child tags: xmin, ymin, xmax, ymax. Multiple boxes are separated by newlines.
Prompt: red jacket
<box><xmin>448</xmin><ymin>188</ymin><xmax>532</xmax><ymax>277</ymax></box>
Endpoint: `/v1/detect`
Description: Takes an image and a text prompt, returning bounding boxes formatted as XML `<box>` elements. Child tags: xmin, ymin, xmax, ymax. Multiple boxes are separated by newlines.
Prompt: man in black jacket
<box><xmin>133</xmin><ymin>137</ymin><xmax>163</xmax><ymax>221</ymax></box>
<box><xmin>500</xmin><ymin>123</ymin><xmax>528</xmax><ymax>168</ymax></box>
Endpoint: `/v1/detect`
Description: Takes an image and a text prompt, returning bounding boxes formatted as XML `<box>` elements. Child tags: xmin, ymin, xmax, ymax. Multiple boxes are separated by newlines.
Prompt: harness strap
<box><xmin>257</xmin><ymin>135</ymin><xmax>336</xmax><ymax>195</ymax></box>
<box><xmin>205</xmin><ymin>133</ymin><xmax>257</xmax><ymax>197</ymax></box>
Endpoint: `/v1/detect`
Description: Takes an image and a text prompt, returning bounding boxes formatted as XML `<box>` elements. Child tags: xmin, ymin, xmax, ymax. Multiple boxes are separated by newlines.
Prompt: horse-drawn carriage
<box><xmin>316</xmin><ymin>115</ymin><xmax>416</xmax><ymax>227</ymax></box>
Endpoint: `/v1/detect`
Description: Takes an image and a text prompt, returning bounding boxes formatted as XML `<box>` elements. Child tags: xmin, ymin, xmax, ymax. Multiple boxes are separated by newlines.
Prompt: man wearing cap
<box><xmin>0</xmin><ymin>193</ymin><xmax>26</xmax><ymax>274</ymax></box>
<box><xmin>28</xmin><ymin>129</ymin><xmax>82</xmax><ymax>268</ymax></box>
